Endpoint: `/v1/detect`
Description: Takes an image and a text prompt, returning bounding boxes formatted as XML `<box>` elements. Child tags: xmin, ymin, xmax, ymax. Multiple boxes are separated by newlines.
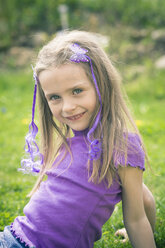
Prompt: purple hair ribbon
<box><xmin>18</xmin><ymin>65</ymin><xmax>43</xmax><ymax>175</ymax></box>
<box><xmin>70</xmin><ymin>43</ymin><xmax>102</xmax><ymax>160</ymax></box>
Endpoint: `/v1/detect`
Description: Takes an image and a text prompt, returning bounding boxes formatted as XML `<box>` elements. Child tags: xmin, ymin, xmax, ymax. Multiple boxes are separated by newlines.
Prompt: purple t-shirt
<box><xmin>11</xmin><ymin>131</ymin><xmax>145</xmax><ymax>248</ymax></box>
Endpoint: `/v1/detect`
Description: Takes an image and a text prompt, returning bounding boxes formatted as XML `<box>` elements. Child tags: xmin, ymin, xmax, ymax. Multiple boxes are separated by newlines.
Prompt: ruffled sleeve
<box><xmin>114</xmin><ymin>133</ymin><xmax>145</xmax><ymax>171</ymax></box>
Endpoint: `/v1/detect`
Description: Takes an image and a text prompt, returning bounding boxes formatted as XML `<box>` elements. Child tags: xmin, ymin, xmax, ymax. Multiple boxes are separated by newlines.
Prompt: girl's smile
<box><xmin>65</xmin><ymin>111</ymin><xmax>86</xmax><ymax>121</ymax></box>
<box><xmin>39</xmin><ymin>64</ymin><xmax>97</xmax><ymax>131</ymax></box>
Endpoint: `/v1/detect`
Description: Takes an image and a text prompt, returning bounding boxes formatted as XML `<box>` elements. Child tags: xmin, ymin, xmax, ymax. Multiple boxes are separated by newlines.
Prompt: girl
<box><xmin>0</xmin><ymin>30</ymin><xmax>156</xmax><ymax>248</ymax></box>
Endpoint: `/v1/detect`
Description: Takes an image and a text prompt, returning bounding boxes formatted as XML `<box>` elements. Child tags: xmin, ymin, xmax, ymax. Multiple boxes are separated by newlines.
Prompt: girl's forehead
<box><xmin>39</xmin><ymin>64</ymin><xmax>93</xmax><ymax>93</ymax></box>
<box><xmin>39</xmin><ymin>64</ymin><xmax>86</xmax><ymax>80</ymax></box>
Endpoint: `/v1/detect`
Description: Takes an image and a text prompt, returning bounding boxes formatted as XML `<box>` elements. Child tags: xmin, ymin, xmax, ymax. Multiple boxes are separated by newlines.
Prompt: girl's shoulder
<box><xmin>114</xmin><ymin>132</ymin><xmax>145</xmax><ymax>171</ymax></box>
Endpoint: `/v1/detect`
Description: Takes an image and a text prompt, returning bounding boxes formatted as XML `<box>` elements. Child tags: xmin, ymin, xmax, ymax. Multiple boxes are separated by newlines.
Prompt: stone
<box><xmin>155</xmin><ymin>55</ymin><xmax>165</xmax><ymax>69</ymax></box>
<box><xmin>30</xmin><ymin>32</ymin><xmax>48</xmax><ymax>47</ymax></box>
<box><xmin>8</xmin><ymin>47</ymin><xmax>35</xmax><ymax>67</ymax></box>
<box><xmin>151</xmin><ymin>29</ymin><xmax>165</xmax><ymax>42</ymax></box>
<box><xmin>131</xmin><ymin>29</ymin><xmax>149</xmax><ymax>41</ymax></box>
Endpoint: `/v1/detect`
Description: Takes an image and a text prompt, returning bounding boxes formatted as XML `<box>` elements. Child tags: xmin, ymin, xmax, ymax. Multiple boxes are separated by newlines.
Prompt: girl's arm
<box><xmin>118</xmin><ymin>166</ymin><xmax>156</xmax><ymax>248</ymax></box>
<box><xmin>115</xmin><ymin>183</ymin><xmax>156</xmax><ymax>242</ymax></box>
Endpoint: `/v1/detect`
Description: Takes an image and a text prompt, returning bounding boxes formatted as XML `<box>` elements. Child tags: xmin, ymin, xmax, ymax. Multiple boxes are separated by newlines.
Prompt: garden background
<box><xmin>0</xmin><ymin>0</ymin><xmax>165</xmax><ymax>247</ymax></box>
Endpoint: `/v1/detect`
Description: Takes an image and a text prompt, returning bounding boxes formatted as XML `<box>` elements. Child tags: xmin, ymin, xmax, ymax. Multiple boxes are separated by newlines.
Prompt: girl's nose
<box><xmin>62</xmin><ymin>99</ymin><xmax>76</xmax><ymax>114</ymax></box>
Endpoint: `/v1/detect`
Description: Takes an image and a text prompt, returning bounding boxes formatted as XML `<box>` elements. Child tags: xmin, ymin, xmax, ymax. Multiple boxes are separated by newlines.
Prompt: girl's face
<box><xmin>39</xmin><ymin>64</ymin><xmax>97</xmax><ymax>131</ymax></box>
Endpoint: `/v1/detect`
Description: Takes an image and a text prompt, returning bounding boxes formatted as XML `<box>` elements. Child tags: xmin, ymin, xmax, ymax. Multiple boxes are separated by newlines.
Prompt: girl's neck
<box><xmin>72</xmin><ymin>128</ymin><xmax>89</xmax><ymax>137</ymax></box>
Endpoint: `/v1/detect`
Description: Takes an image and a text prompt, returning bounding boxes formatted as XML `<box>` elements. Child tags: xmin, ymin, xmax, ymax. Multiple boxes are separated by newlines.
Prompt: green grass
<box><xmin>0</xmin><ymin>67</ymin><xmax>165</xmax><ymax>247</ymax></box>
<box><xmin>0</xmin><ymin>69</ymin><xmax>37</xmax><ymax>226</ymax></box>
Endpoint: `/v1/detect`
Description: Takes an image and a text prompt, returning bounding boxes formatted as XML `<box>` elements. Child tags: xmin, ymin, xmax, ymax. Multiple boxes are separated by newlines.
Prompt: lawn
<box><xmin>0</xmin><ymin>66</ymin><xmax>165</xmax><ymax>247</ymax></box>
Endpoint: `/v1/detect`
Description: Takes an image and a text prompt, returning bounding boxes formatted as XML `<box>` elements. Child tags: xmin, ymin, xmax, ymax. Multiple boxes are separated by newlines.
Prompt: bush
<box><xmin>0</xmin><ymin>0</ymin><xmax>165</xmax><ymax>50</ymax></box>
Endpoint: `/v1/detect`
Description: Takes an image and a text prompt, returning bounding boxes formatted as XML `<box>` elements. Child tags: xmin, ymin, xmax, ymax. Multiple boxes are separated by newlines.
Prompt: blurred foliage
<box><xmin>0</xmin><ymin>0</ymin><xmax>165</xmax><ymax>50</ymax></box>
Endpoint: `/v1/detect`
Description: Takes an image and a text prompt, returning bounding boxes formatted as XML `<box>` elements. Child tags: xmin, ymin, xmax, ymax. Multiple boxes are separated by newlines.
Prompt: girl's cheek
<box><xmin>48</xmin><ymin>104</ymin><xmax>53</xmax><ymax>113</ymax></box>
<box><xmin>48</xmin><ymin>104</ymin><xmax>56</xmax><ymax>116</ymax></box>
<box><xmin>50</xmin><ymin>106</ymin><xmax>60</xmax><ymax>117</ymax></box>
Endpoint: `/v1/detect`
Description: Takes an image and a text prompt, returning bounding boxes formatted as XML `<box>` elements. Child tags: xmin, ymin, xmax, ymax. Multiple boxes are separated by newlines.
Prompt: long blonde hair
<box><xmin>29</xmin><ymin>30</ymin><xmax>144</xmax><ymax>196</ymax></box>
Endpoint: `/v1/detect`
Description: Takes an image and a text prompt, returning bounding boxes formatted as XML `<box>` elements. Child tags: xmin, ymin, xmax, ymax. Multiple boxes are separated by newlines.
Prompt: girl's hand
<box><xmin>115</xmin><ymin>228</ymin><xmax>129</xmax><ymax>243</ymax></box>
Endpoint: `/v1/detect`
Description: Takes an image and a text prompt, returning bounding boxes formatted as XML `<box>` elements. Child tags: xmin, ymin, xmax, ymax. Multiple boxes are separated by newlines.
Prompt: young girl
<box><xmin>0</xmin><ymin>30</ymin><xmax>156</xmax><ymax>248</ymax></box>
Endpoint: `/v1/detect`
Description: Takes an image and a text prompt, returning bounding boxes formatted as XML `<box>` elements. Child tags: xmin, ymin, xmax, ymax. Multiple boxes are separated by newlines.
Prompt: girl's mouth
<box><xmin>66</xmin><ymin>112</ymin><xmax>85</xmax><ymax>121</ymax></box>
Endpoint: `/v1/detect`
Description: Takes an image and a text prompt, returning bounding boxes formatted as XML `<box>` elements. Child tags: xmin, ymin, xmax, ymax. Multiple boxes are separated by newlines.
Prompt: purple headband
<box><xmin>70</xmin><ymin>43</ymin><xmax>102</xmax><ymax>160</ymax></box>
<box><xmin>18</xmin><ymin>66</ymin><xmax>43</xmax><ymax>174</ymax></box>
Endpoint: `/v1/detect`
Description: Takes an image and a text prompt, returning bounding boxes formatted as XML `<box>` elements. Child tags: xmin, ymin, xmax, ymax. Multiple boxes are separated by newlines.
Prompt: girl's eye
<box><xmin>73</xmin><ymin>88</ymin><xmax>83</xmax><ymax>95</ymax></box>
<box><xmin>50</xmin><ymin>95</ymin><xmax>60</xmax><ymax>101</ymax></box>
